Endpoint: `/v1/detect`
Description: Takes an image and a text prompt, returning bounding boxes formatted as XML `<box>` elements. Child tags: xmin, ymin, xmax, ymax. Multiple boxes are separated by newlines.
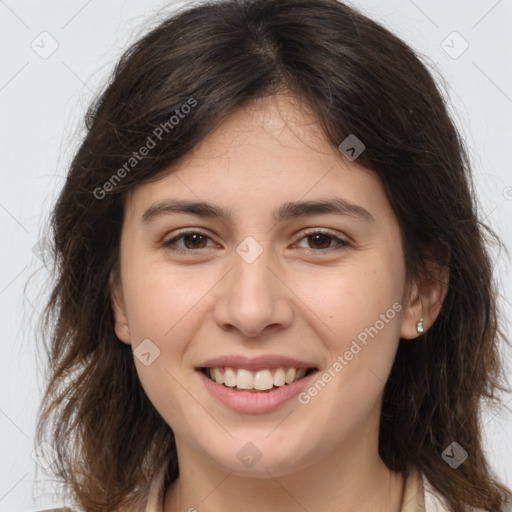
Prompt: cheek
<box><xmin>294</xmin><ymin>268</ymin><xmax>403</xmax><ymax>434</ymax></box>
<box><xmin>119</xmin><ymin>260</ymin><xmax>210</xmax><ymax>424</ymax></box>
<box><xmin>121</xmin><ymin>256</ymin><xmax>210</xmax><ymax>342</ymax></box>
<box><xmin>295</xmin><ymin>259</ymin><xmax>404</xmax><ymax>349</ymax></box>
<box><xmin>295</xmin><ymin>255</ymin><xmax>405</xmax><ymax>414</ymax></box>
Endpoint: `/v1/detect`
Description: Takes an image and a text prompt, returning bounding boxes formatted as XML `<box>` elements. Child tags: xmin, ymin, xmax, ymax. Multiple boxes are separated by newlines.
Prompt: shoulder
<box><xmin>422</xmin><ymin>473</ymin><xmax>495</xmax><ymax>512</ymax></box>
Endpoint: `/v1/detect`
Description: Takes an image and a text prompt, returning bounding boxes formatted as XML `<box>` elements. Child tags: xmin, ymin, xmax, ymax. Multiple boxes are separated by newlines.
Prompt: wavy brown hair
<box><xmin>35</xmin><ymin>0</ymin><xmax>512</xmax><ymax>510</ymax></box>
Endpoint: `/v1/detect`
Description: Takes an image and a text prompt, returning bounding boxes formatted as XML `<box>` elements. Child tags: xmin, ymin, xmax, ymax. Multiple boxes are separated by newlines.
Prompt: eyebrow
<box><xmin>141</xmin><ymin>197</ymin><xmax>375</xmax><ymax>225</ymax></box>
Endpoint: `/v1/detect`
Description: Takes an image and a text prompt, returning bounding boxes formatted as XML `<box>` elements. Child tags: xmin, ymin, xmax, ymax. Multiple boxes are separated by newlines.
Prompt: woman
<box><xmin>35</xmin><ymin>0</ymin><xmax>512</xmax><ymax>510</ymax></box>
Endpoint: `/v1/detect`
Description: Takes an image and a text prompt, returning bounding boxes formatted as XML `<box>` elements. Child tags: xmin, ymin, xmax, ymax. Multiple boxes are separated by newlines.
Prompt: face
<box><xmin>111</xmin><ymin>94</ymin><xmax>426</xmax><ymax>477</ymax></box>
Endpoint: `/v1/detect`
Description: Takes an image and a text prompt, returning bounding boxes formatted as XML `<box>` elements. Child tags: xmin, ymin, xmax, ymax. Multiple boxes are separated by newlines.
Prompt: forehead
<box><xmin>182</xmin><ymin>94</ymin><xmax>337</xmax><ymax>164</ymax></box>
<box><xmin>124</xmin><ymin>94</ymin><xmax>388</xmax><ymax>223</ymax></box>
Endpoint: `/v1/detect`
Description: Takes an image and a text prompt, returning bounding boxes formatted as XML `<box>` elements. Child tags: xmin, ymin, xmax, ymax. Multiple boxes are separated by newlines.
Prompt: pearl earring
<box><xmin>416</xmin><ymin>318</ymin><xmax>424</xmax><ymax>334</ymax></box>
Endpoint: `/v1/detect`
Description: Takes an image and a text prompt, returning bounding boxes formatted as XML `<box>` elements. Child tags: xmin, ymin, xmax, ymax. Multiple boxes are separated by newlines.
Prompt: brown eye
<box><xmin>307</xmin><ymin>233</ymin><xmax>333</xmax><ymax>250</ymax></box>
<box><xmin>181</xmin><ymin>233</ymin><xmax>208</xmax><ymax>249</ymax></box>
<box><xmin>163</xmin><ymin>231</ymin><xmax>213</xmax><ymax>253</ymax></box>
<box><xmin>296</xmin><ymin>230</ymin><xmax>350</xmax><ymax>252</ymax></box>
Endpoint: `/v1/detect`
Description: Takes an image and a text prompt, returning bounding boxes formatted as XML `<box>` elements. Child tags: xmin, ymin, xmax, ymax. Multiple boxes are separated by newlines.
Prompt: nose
<box><xmin>212</xmin><ymin>241</ymin><xmax>294</xmax><ymax>338</ymax></box>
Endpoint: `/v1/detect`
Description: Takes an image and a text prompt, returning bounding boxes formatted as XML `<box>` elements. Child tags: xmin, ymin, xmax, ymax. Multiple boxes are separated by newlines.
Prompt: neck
<box><xmin>163</xmin><ymin>423</ymin><xmax>405</xmax><ymax>512</ymax></box>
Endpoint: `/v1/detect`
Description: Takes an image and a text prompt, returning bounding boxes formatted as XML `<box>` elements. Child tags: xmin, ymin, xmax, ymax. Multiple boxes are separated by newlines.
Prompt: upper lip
<box><xmin>197</xmin><ymin>355</ymin><xmax>319</xmax><ymax>372</ymax></box>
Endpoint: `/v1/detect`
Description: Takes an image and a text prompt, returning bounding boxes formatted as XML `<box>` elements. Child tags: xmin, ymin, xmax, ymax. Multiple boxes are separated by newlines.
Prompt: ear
<box><xmin>109</xmin><ymin>269</ymin><xmax>132</xmax><ymax>345</ymax></box>
<box><xmin>400</xmin><ymin>248</ymin><xmax>450</xmax><ymax>340</ymax></box>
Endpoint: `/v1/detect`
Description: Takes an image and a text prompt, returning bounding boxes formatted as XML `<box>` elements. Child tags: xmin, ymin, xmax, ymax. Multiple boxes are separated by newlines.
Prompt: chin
<box><xmin>201</xmin><ymin>439</ymin><xmax>315</xmax><ymax>479</ymax></box>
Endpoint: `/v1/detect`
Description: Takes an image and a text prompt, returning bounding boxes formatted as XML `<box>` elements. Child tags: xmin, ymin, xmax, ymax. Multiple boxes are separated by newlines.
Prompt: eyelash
<box><xmin>162</xmin><ymin>229</ymin><xmax>350</xmax><ymax>254</ymax></box>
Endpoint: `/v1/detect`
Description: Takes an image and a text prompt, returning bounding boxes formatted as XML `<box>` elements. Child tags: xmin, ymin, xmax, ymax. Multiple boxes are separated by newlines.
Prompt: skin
<box><xmin>111</xmin><ymin>94</ymin><xmax>448</xmax><ymax>512</ymax></box>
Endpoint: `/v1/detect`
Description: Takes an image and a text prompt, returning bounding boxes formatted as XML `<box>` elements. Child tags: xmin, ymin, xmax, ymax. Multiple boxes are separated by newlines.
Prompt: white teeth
<box><xmin>236</xmin><ymin>369</ymin><xmax>254</xmax><ymax>389</ymax></box>
<box><xmin>285</xmin><ymin>368</ymin><xmax>296</xmax><ymax>384</ymax></box>
<box><xmin>213</xmin><ymin>367</ymin><xmax>224</xmax><ymax>385</ymax></box>
<box><xmin>206</xmin><ymin>366</ymin><xmax>311</xmax><ymax>390</ymax></box>
<box><xmin>223</xmin><ymin>367</ymin><xmax>237</xmax><ymax>387</ymax></box>
<box><xmin>253</xmin><ymin>369</ymin><xmax>274</xmax><ymax>390</ymax></box>
<box><xmin>296</xmin><ymin>368</ymin><xmax>307</xmax><ymax>380</ymax></box>
<box><xmin>273</xmin><ymin>367</ymin><xmax>286</xmax><ymax>386</ymax></box>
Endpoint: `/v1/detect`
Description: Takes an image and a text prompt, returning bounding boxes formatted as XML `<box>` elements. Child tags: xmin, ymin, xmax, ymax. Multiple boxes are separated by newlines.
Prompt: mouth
<box><xmin>195</xmin><ymin>355</ymin><xmax>320</xmax><ymax>413</ymax></box>
<box><xmin>199</xmin><ymin>366</ymin><xmax>318</xmax><ymax>393</ymax></box>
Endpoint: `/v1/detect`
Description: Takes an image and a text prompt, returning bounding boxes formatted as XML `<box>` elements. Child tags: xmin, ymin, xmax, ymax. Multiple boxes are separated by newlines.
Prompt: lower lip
<box><xmin>197</xmin><ymin>369</ymin><xmax>318</xmax><ymax>414</ymax></box>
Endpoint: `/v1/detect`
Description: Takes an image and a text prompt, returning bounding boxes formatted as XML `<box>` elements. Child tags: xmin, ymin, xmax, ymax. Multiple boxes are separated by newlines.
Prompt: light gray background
<box><xmin>1</xmin><ymin>0</ymin><xmax>511</xmax><ymax>510</ymax></box>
